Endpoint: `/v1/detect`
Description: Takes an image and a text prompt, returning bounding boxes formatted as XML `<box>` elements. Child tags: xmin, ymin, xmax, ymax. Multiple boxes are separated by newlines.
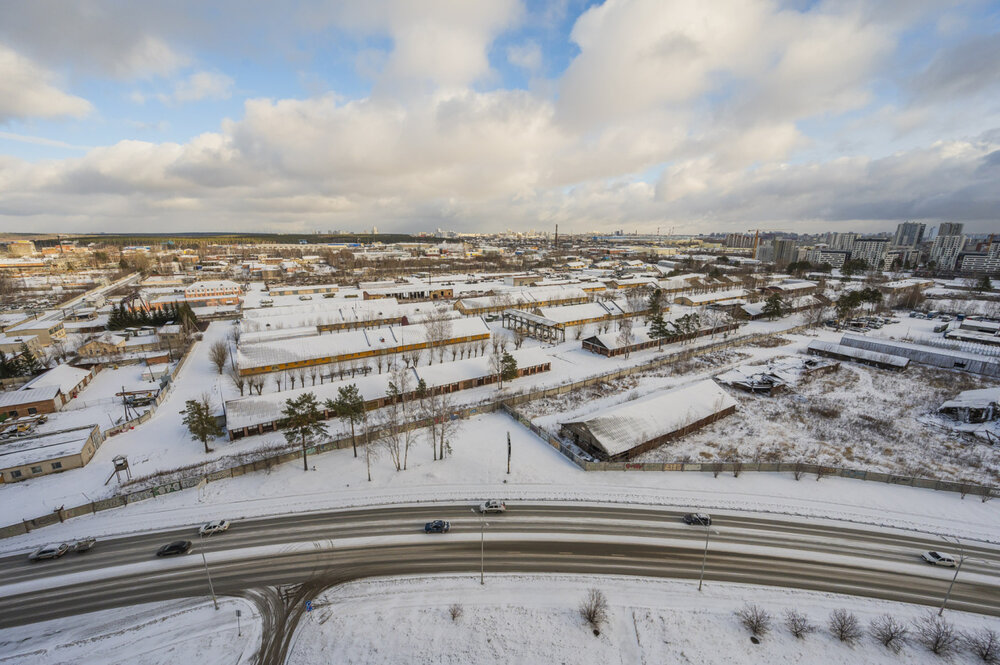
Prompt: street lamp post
<box><xmin>199</xmin><ymin>532</ymin><xmax>219</xmax><ymax>610</ymax></box>
<box><xmin>939</xmin><ymin>537</ymin><xmax>965</xmax><ymax>616</ymax></box>
<box><xmin>698</xmin><ymin>522</ymin><xmax>715</xmax><ymax>592</ymax></box>
<box><xmin>472</xmin><ymin>509</ymin><xmax>489</xmax><ymax>585</ymax></box>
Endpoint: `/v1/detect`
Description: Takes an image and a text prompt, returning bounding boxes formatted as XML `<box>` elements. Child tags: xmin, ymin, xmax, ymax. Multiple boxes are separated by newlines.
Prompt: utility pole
<box><xmin>200</xmin><ymin>533</ymin><xmax>219</xmax><ymax>610</ymax></box>
<box><xmin>938</xmin><ymin>537</ymin><xmax>965</xmax><ymax>616</ymax></box>
<box><xmin>507</xmin><ymin>432</ymin><xmax>511</xmax><ymax>475</ymax></box>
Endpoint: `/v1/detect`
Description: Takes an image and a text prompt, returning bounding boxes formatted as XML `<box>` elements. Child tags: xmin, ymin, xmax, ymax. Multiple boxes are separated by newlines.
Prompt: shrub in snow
<box><xmin>828</xmin><ymin>609</ymin><xmax>862</xmax><ymax>645</ymax></box>
<box><xmin>448</xmin><ymin>604</ymin><xmax>463</xmax><ymax>622</ymax></box>
<box><xmin>736</xmin><ymin>604</ymin><xmax>771</xmax><ymax>637</ymax></box>
<box><xmin>784</xmin><ymin>610</ymin><xmax>814</xmax><ymax>639</ymax></box>
<box><xmin>913</xmin><ymin>613</ymin><xmax>958</xmax><ymax>656</ymax></box>
<box><xmin>963</xmin><ymin>628</ymin><xmax>1000</xmax><ymax>663</ymax></box>
<box><xmin>869</xmin><ymin>614</ymin><xmax>908</xmax><ymax>653</ymax></box>
<box><xmin>579</xmin><ymin>588</ymin><xmax>609</xmax><ymax>633</ymax></box>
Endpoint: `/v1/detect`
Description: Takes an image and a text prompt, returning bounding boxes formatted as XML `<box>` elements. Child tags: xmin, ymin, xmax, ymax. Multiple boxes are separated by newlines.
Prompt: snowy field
<box><xmin>289</xmin><ymin>574</ymin><xmax>1000</xmax><ymax>665</ymax></box>
<box><xmin>0</xmin><ymin>597</ymin><xmax>257</xmax><ymax>665</ymax></box>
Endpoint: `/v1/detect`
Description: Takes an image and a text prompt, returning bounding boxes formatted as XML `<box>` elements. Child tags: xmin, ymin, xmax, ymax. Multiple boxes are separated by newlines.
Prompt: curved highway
<box><xmin>1</xmin><ymin>502</ymin><xmax>999</xmax><ymax>631</ymax></box>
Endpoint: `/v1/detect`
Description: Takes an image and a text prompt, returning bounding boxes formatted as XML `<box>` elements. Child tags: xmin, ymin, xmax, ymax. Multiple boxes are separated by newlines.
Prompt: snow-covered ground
<box><xmin>4</xmin><ymin>409</ymin><xmax>1000</xmax><ymax>557</ymax></box>
<box><xmin>0</xmin><ymin>596</ymin><xmax>258</xmax><ymax>665</ymax></box>
<box><xmin>289</xmin><ymin>574</ymin><xmax>1000</xmax><ymax>665</ymax></box>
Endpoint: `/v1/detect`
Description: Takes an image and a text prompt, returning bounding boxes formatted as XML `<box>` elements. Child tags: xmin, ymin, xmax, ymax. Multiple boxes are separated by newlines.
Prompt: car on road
<box><xmin>424</xmin><ymin>520</ymin><xmax>450</xmax><ymax>533</ymax></box>
<box><xmin>156</xmin><ymin>540</ymin><xmax>192</xmax><ymax>557</ymax></box>
<box><xmin>73</xmin><ymin>538</ymin><xmax>97</xmax><ymax>552</ymax></box>
<box><xmin>921</xmin><ymin>551</ymin><xmax>957</xmax><ymax>567</ymax></box>
<box><xmin>682</xmin><ymin>513</ymin><xmax>712</xmax><ymax>526</ymax></box>
<box><xmin>199</xmin><ymin>520</ymin><xmax>230</xmax><ymax>536</ymax></box>
<box><xmin>28</xmin><ymin>543</ymin><xmax>71</xmax><ymax>561</ymax></box>
<box><xmin>479</xmin><ymin>500</ymin><xmax>506</xmax><ymax>514</ymax></box>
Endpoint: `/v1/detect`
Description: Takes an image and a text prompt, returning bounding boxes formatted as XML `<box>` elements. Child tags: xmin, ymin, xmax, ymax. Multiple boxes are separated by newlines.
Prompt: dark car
<box><xmin>156</xmin><ymin>540</ymin><xmax>192</xmax><ymax>557</ymax></box>
<box><xmin>682</xmin><ymin>513</ymin><xmax>712</xmax><ymax>526</ymax></box>
<box><xmin>424</xmin><ymin>520</ymin><xmax>450</xmax><ymax>534</ymax></box>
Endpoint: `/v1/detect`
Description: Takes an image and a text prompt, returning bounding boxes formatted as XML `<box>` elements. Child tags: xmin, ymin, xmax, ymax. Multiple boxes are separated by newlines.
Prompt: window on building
<box><xmin>27</xmin><ymin>407</ymin><xmax>37</xmax><ymax>414</ymax></box>
<box><xmin>30</xmin><ymin>466</ymin><xmax>42</xmax><ymax>474</ymax></box>
<box><xmin>11</xmin><ymin>470</ymin><xmax>22</xmax><ymax>478</ymax></box>
<box><xmin>51</xmin><ymin>461</ymin><xmax>63</xmax><ymax>470</ymax></box>
<box><xmin>8</xmin><ymin>410</ymin><xmax>17</xmax><ymax>418</ymax></box>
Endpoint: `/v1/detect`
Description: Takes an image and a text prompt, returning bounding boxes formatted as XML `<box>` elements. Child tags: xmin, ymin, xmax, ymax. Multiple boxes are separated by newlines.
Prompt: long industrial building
<box><xmin>236</xmin><ymin>317</ymin><xmax>492</xmax><ymax>377</ymax></box>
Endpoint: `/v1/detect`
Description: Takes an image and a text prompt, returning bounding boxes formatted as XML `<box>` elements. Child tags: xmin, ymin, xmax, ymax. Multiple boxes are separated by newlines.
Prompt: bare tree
<box><xmin>579</xmin><ymin>588</ymin><xmax>609</xmax><ymax>633</ymax></box>
<box><xmin>828</xmin><ymin>609</ymin><xmax>862</xmax><ymax>645</ymax></box>
<box><xmin>513</xmin><ymin>327</ymin><xmax>527</xmax><ymax>349</ymax></box>
<box><xmin>273</xmin><ymin>373</ymin><xmax>283</xmax><ymax>392</ymax></box>
<box><xmin>785</xmin><ymin>610</ymin><xmax>814</xmax><ymax>639</ymax></box>
<box><xmin>616</xmin><ymin>317</ymin><xmax>635</xmax><ymax>359</ymax></box>
<box><xmin>309</xmin><ymin>366</ymin><xmax>318</xmax><ymax>386</ymax></box>
<box><xmin>963</xmin><ymin>628</ymin><xmax>1000</xmax><ymax>664</ymax></box>
<box><xmin>209</xmin><ymin>340</ymin><xmax>229</xmax><ymax>374</ymax></box>
<box><xmin>226</xmin><ymin>364</ymin><xmax>246</xmax><ymax>396</ymax></box>
<box><xmin>435</xmin><ymin>391</ymin><xmax>461</xmax><ymax>459</ymax></box>
<box><xmin>736</xmin><ymin>604</ymin><xmax>771</xmax><ymax>637</ymax></box>
<box><xmin>793</xmin><ymin>460</ymin><xmax>806</xmax><ymax>481</ymax></box>
<box><xmin>870</xmin><ymin>615</ymin><xmax>908</xmax><ymax>653</ymax></box>
<box><xmin>913</xmin><ymin>613</ymin><xmax>958</xmax><ymax>656</ymax></box>
<box><xmin>407</xmin><ymin>348</ymin><xmax>424</xmax><ymax>368</ymax></box>
<box><xmin>448</xmin><ymin>604</ymin><xmax>464</xmax><ymax>622</ymax></box>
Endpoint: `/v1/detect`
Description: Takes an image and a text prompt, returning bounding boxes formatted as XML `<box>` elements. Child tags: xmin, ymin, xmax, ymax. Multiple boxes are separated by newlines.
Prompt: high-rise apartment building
<box><xmin>930</xmin><ymin>232</ymin><xmax>966</xmax><ymax>270</ymax></box>
<box><xmin>891</xmin><ymin>222</ymin><xmax>925</xmax><ymax>248</ymax></box>
<box><xmin>851</xmin><ymin>237</ymin><xmax>889</xmax><ymax>269</ymax></box>
<box><xmin>937</xmin><ymin>222</ymin><xmax>964</xmax><ymax>238</ymax></box>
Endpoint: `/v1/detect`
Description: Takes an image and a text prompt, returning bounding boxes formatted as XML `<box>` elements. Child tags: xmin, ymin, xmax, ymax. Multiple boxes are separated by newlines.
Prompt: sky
<box><xmin>1</xmin><ymin>0</ymin><xmax>999</xmax><ymax>236</ymax></box>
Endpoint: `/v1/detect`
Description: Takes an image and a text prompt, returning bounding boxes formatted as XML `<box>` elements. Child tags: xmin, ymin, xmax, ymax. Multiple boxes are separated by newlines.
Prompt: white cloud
<box><xmin>170</xmin><ymin>71</ymin><xmax>234</xmax><ymax>103</ymax></box>
<box><xmin>0</xmin><ymin>45</ymin><xmax>92</xmax><ymax>122</ymax></box>
<box><xmin>506</xmin><ymin>41</ymin><xmax>542</xmax><ymax>71</ymax></box>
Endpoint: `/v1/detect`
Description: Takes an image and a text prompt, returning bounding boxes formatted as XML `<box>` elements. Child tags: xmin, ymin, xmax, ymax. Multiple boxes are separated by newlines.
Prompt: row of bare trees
<box><xmin>736</xmin><ymin>603</ymin><xmax>998</xmax><ymax>660</ymax></box>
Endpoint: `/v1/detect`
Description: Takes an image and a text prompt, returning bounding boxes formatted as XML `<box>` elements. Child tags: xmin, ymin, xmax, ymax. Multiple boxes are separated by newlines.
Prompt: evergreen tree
<box><xmin>325</xmin><ymin>384</ymin><xmax>365</xmax><ymax>458</ymax></box>
<box><xmin>648</xmin><ymin>312</ymin><xmax>671</xmax><ymax>349</ymax></box>
<box><xmin>283</xmin><ymin>392</ymin><xmax>329</xmax><ymax>471</ymax></box>
<box><xmin>500</xmin><ymin>351</ymin><xmax>518</xmax><ymax>386</ymax></box>
<box><xmin>182</xmin><ymin>395</ymin><xmax>223</xmax><ymax>454</ymax></box>
<box><xmin>762</xmin><ymin>294</ymin><xmax>785</xmax><ymax>320</ymax></box>
<box><xmin>18</xmin><ymin>342</ymin><xmax>42</xmax><ymax>375</ymax></box>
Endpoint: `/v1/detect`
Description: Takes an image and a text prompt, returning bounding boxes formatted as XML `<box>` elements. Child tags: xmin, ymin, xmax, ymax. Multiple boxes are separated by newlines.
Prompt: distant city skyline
<box><xmin>1</xmin><ymin>1</ymin><xmax>999</xmax><ymax>234</ymax></box>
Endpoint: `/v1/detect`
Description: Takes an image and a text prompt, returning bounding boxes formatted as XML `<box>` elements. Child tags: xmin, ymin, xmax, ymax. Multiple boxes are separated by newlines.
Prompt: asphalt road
<box><xmin>2</xmin><ymin>503</ymin><xmax>999</xmax><ymax>631</ymax></box>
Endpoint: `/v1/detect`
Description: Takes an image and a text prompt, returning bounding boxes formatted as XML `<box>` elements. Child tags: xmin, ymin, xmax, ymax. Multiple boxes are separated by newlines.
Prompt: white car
<box><xmin>921</xmin><ymin>551</ymin><xmax>957</xmax><ymax>568</ymax></box>
<box><xmin>28</xmin><ymin>543</ymin><xmax>71</xmax><ymax>561</ymax></box>
<box><xmin>479</xmin><ymin>500</ymin><xmax>506</xmax><ymax>514</ymax></box>
<box><xmin>199</xmin><ymin>520</ymin><xmax>230</xmax><ymax>536</ymax></box>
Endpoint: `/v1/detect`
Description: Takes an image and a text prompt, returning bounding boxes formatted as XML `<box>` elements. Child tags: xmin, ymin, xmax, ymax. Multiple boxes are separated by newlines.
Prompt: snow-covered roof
<box><xmin>0</xmin><ymin>385</ymin><xmax>61</xmax><ymax>408</ymax></box>
<box><xmin>807</xmin><ymin>340</ymin><xmax>910</xmax><ymax>368</ymax></box>
<box><xmin>236</xmin><ymin>317</ymin><xmax>490</xmax><ymax>372</ymax></box>
<box><xmin>225</xmin><ymin>348</ymin><xmax>549</xmax><ymax>431</ymax></box>
<box><xmin>0</xmin><ymin>425</ymin><xmax>99</xmax><ymax>469</ymax></box>
<box><xmin>186</xmin><ymin>280</ymin><xmax>240</xmax><ymax>292</ymax></box>
<box><xmin>20</xmin><ymin>364</ymin><xmax>91</xmax><ymax>395</ymax></box>
<box><xmin>561</xmin><ymin>380</ymin><xmax>736</xmax><ymax>457</ymax></box>
<box><xmin>534</xmin><ymin>300</ymin><xmax>626</xmax><ymax>324</ymax></box>
<box><xmin>457</xmin><ymin>286</ymin><xmax>588</xmax><ymax>310</ymax></box>
<box><xmin>940</xmin><ymin>388</ymin><xmax>1000</xmax><ymax>411</ymax></box>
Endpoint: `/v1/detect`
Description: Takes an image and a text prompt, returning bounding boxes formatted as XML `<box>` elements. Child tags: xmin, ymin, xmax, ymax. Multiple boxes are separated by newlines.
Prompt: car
<box><xmin>199</xmin><ymin>520</ymin><xmax>230</xmax><ymax>536</ymax></box>
<box><xmin>424</xmin><ymin>520</ymin><xmax>450</xmax><ymax>533</ymax></box>
<box><xmin>682</xmin><ymin>513</ymin><xmax>712</xmax><ymax>526</ymax></box>
<box><xmin>921</xmin><ymin>551</ymin><xmax>957</xmax><ymax>567</ymax></box>
<box><xmin>73</xmin><ymin>538</ymin><xmax>97</xmax><ymax>552</ymax></box>
<box><xmin>156</xmin><ymin>540</ymin><xmax>192</xmax><ymax>557</ymax></box>
<box><xmin>28</xmin><ymin>543</ymin><xmax>71</xmax><ymax>561</ymax></box>
<box><xmin>479</xmin><ymin>500</ymin><xmax>506</xmax><ymax>514</ymax></box>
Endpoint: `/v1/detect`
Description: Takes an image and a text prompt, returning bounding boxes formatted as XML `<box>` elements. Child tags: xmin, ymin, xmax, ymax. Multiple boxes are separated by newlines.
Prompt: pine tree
<box><xmin>182</xmin><ymin>395</ymin><xmax>223</xmax><ymax>454</ymax></box>
<box><xmin>283</xmin><ymin>392</ymin><xmax>329</xmax><ymax>471</ymax></box>
<box><xmin>18</xmin><ymin>342</ymin><xmax>42</xmax><ymax>375</ymax></box>
<box><xmin>649</xmin><ymin>312</ymin><xmax>671</xmax><ymax>349</ymax></box>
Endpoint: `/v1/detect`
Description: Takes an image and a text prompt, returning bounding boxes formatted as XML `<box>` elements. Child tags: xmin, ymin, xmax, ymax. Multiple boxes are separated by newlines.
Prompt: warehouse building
<box><xmin>838</xmin><ymin>334</ymin><xmax>1000</xmax><ymax>376</ymax></box>
<box><xmin>559</xmin><ymin>380</ymin><xmax>737</xmax><ymax>461</ymax></box>
<box><xmin>0</xmin><ymin>424</ymin><xmax>103</xmax><ymax>483</ymax></box>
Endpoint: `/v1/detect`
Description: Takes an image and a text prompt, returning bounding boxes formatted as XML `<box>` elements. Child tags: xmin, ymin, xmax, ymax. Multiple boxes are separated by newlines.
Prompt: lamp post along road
<box><xmin>199</xmin><ymin>533</ymin><xmax>219</xmax><ymax>610</ymax></box>
<box><xmin>698</xmin><ymin>523</ymin><xmax>718</xmax><ymax>592</ymax></box>
<box><xmin>472</xmin><ymin>508</ymin><xmax>489</xmax><ymax>585</ymax></box>
<box><xmin>939</xmin><ymin>537</ymin><xmax>965</xmax><ymax>616</ymax></box>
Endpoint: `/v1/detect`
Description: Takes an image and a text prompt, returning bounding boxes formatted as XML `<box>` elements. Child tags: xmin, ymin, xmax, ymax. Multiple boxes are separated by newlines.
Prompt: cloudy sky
<box><xmin>1</xmin><ymin>0</ymin><xmax>999</xmax><ymax>236</ymax></box>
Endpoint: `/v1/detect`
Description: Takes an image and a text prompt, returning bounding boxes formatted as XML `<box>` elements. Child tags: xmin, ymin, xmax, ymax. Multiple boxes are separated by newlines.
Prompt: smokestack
<box><xmin>554</xmin><ymin>223</ymin><xmax>558</xmax><ymax>249</ymax></box>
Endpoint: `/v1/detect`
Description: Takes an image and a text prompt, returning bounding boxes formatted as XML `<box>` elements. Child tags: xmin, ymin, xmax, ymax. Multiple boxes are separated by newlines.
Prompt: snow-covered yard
<box><xmin>0</xmin><ymin>597</ymin><xmax>257</xmax><ymax>665</ymax></box>
<box><xmin>289</xmin><ymin>574</ymin><xmax>1000</xmax><ymax>665</ymax></box>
